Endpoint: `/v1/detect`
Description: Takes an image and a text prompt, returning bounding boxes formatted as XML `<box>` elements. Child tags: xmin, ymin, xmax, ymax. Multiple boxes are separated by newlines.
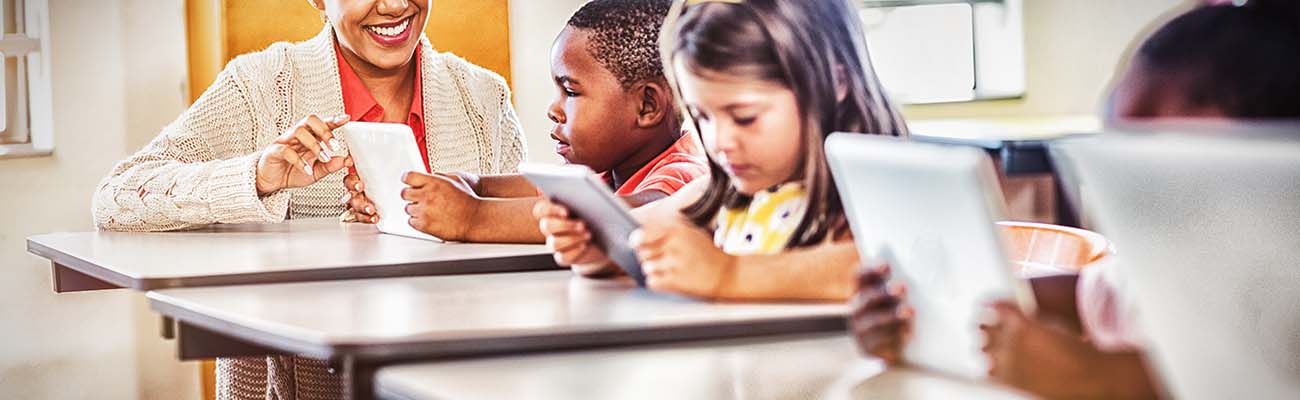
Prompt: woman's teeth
<box><xmin>367</xmin><ymin>18</ymin><xmax>409</xmax><ymax>37</ymax></box>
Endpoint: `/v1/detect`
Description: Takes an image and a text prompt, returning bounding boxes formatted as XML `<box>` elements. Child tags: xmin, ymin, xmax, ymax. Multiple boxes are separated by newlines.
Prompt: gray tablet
<box><xmin>520</xmin><ymin>163</ymin><xmax>645</xmax><ymax>286</ymax></box>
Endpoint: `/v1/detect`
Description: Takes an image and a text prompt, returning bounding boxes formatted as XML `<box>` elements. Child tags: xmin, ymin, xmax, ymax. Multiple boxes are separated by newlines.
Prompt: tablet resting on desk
<box><xmin>336</xmin><ymin>122</ymin><xmax>442</xmax><ymax>242</ymax></box>
<box><xmin>826</xmin><ymin>133</ymin><xmax>1035</xmax><ymax>380</ymax></box>
<box><xmin>519</xmin><ymin>163</ymin><xmax>645</xmax><ymax>286</ymax></box>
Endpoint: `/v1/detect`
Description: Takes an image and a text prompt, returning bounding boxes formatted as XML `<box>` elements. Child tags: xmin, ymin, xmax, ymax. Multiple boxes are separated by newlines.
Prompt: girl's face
<box><xmin>316</xmin><ymin>0</ymin><xmax>429</xmax><ymax>72</ymax></box>
<box><xmin>674</xmin><ymin>59</ymin><xmax>804</xmax><ymax>195</ymax></box>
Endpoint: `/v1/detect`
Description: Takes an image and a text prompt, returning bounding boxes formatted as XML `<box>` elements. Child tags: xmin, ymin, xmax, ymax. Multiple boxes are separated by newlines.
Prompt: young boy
<box><xmin>342</xmin><ymin>0</ymin><xmax>706</xmax><ymax>243</ymax></box>
<box><xmin>853</xmin><ymin>0</ymin><xmax>1300</xmax><ymax>398</ymax></box>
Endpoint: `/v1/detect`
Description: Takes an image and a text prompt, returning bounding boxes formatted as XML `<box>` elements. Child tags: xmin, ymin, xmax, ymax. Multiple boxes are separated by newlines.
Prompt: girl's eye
<box><xmin>733</xmin><ymin>116</ymin><xmax>757</xmax><ymax>126</ymax></box>
<box><xmin>564</xmin><ymin>89</ymin><xmax>580</xmax><ymax>97</ymax></box>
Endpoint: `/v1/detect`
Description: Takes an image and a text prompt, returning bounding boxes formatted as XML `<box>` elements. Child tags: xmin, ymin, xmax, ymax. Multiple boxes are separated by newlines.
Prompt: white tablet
<box><xmin>336</xmin><ymin>122</ymin><xmax>442</xmax><ymax>242</ymax></box>
<box><xmin>825</xmin><ymin>133</ymin><xmax>1035</xmax><ymax>380</ymax></box>
<box><xmin>519</xmin><ymin>163</ymin><xmax>645</xmax><ymax>286</ymax></box>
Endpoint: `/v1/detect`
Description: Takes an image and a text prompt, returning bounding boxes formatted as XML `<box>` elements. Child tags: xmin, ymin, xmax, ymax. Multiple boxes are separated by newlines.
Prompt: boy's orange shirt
<box><xmin>601</xmin><ymin>132</ymin><xmax>708</xmax><ymax>196</ymax></box>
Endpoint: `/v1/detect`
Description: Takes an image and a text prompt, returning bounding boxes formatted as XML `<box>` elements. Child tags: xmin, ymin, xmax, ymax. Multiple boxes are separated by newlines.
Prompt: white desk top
<box><xmin>375</xmin><ymin>333</ymin><xmax>1032</xmax><ymax>400</ymax></box>
<box><xmin>910</xmin><ymin>115</ymin><xmax>1101</xmax><ymax>149</ymax></box>
<box><xmin>147</xmin><ymin>271</ymin><xmax>848</xmax><ymax>360</ymax></box>
<box><xmin>28</xmin><ymin>218</ymin><xmax>557</xmax><ymax>290</ymax></box>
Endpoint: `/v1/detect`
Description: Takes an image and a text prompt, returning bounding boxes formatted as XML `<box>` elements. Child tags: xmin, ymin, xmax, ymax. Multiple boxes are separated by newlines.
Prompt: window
<box><xmin>859</xmin><ymin>0</ymin><xmax>1025</xmax><ymax>104</ymax></box>
<box><xmin>0</xmin><ymin>0</ymin><xmax>51</xmax><ymax>159</ymax></box>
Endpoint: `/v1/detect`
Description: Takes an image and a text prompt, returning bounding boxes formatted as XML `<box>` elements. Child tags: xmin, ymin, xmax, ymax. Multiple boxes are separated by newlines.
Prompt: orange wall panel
<box><xmin>187</xmin><ymin>0</ymin><xmax>512</xmax><ymax>102</ymax></box>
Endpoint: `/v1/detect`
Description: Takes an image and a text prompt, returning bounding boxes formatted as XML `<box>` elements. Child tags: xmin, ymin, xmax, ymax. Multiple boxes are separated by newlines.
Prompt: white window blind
<box><xmin>860</xmin><ymin>0</ymin><xmax>1025</xmax><ymax>104</ymax></box>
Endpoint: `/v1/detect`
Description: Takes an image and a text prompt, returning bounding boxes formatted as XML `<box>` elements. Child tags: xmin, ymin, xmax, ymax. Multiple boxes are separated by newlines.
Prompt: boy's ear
<box><xmin>635</xmin><ymin>80</ymin><xmax>671</xmax><ymax>129</ymax></box>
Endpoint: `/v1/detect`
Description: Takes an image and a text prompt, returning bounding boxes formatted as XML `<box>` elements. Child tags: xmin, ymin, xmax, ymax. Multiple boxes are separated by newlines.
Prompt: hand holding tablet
<box><xmin>335</xmin><ymin>122</ymin><xmax>442</xmax><ymax>242</ymax></box>
<box><xmin>521</xmin><ymin>163</ymin><xmax>646</xmax><ymax>286</ymax></box>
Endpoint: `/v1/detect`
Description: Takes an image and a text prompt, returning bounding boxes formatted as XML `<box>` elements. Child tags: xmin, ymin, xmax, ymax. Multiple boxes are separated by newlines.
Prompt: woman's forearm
<box><xmin>718</xmin><ymin>241</ymin><xmax>860</xmax><ymax>301</ymax></box>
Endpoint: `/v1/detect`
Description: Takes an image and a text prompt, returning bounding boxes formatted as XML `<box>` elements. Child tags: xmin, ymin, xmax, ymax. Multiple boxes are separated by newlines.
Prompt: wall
<box><xmin>508</xmin><ymin>0</ymin><xmax>587</xmax><ymax>164</ymax></box>
<box><xmin>0</xmin><ymin>0</ymin><xmax>198</xmax><ymax>399</ymax></box>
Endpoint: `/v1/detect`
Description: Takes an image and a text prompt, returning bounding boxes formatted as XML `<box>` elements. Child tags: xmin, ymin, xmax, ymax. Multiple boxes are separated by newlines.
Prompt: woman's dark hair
<box><xmin>662</xmin><ymin>0</ymin><xmax>908</xmax><ymax>248</ymax></box>
<box><xmin>1130</xmin><ymin>0</ymin><xmax>1300</xmax><ymax>118</ymax></box>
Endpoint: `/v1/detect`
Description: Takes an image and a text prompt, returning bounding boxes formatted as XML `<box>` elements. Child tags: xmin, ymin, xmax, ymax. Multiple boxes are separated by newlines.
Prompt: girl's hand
<box><xmin>256</xmin><ymin>114</ymin><xmax>350</xmax><ymax>195</ymax></box>
<box><xmin>399</xmin><ymin>171</ymin><xmax>484</xmax><ymax>241</ymax></box>
<box><xmin>631</xmin><ymin>217</ymin><xmax>737</xmax><ymax>299</ymax></box>
<box><xmin>340</xmin><ymin>162</ymin><xmax>378</xmax><ymax>223</ymax></box>
<box><xmin>533</xmin><ymin>199</ymin><xmax>617</xmax><ymax>275</ymax></box>
<box><xmin>848</xmin><ymin>263</ymin><xmax>913</xmax><ymax>365</ymax></box>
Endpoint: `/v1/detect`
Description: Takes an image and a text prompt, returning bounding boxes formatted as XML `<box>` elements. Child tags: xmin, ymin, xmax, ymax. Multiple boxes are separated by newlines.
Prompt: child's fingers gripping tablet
<box><xmin>533</xmin><ymin>199</ymin><xmax>610</xmax><ymax>268</ymax></box>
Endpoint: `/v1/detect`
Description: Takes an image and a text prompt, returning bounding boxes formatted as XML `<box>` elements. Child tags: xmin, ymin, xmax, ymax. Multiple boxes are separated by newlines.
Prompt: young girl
<box><xmin>854</xmin><ymin>0</ymin><xmax>1300</xmax><ymax>398</ymax></box>
<box><xmin>535</xmin><ymin>0</ymin><xmax>908</xmax><ymax>301</ymax></box>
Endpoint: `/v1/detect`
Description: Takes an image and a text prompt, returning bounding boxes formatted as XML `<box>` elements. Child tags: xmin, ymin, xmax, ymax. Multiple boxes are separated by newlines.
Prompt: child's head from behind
<box><xmin>1108</xmin><ymin>0</ymin><xmax>1300</xmax><ymax>120</ymax></box>
<box><xmin>549</xmin><ymin>0</ymin><xmax>679</xmax><ymax>172</ymax></box>
<box><xmin>666</xmin><ymin>0</ymin><xmax>907</xmax><ymax>247</ymax></box>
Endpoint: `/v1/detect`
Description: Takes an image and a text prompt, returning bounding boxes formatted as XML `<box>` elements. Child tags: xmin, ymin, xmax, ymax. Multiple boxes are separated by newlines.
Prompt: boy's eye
<box><xmin>564</xmin><ymin>89</ymin><xmax>580</xmax><ymax>97</ymax></box>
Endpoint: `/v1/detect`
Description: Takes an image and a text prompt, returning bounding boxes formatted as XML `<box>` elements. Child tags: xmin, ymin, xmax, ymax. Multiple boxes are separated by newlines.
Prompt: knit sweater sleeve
<box><xmin>495</xmin><ymin>81</ymin><xmax>527</xmax><ymax>174</ymax></box>
<box><xmin>91</xmin><ymin>63</ymin><xmax>291</xmax><ymax>232</ymax></box>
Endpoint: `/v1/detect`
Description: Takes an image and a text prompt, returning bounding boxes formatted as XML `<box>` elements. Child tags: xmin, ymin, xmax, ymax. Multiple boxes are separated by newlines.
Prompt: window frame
<box><xmin>0</xmin><ymin>0</ymin><xmax>52</xmax><ymax>159</ymax></box>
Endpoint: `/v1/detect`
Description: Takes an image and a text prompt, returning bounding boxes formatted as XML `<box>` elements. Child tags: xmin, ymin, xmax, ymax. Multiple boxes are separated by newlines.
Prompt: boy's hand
<box><xmin>631</xmin><ymin>217</ymin><xmax>736</xmax><ymax>299</ymax></box>
<box><xmin>533</xmin><ymin>199</ymin><xmax>618</xmax><ymax>275</ymax></box>
<box><xmin>341</xmin><ymin>162</ymin><xmax>378</xmax><ymax>224</ymax></box>
<box><xmin>399</xmin><ymin>171</ymin><xmax>484</xmax><ymax>241</ymax></box>
<box><xmin>849</xmin><ymin>263</ymin><xmax>913</xmax><ymax>365</ymax></box>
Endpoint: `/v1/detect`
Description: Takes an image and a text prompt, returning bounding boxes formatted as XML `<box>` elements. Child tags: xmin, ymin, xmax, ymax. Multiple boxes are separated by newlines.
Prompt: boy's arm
<box><xmin>461</xmin><ymin>197</ymin><xmax>547</xmax><ymax>244</ymax></box>
<box><xmin>470</xmin><ymin>174</ymin><xmax>542</xmax><ymax>198</ymax></box>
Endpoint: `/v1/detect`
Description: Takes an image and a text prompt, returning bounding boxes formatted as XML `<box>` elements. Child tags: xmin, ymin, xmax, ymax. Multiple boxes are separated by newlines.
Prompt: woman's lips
<box><xmin>364</xmin><ymin>17</ymin><xmax>413</xmax><ymax>47</ymax></box>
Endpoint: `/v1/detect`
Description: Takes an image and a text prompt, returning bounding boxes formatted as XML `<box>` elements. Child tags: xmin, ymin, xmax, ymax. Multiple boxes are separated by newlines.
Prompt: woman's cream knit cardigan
<box><xmin>91</xmin><ymin>27</ymin><xmax>526</xmax><ymax>400</ymax></box>
<box><xmin>92</xmin><ymin>27</ymin><xmax>525</xmax><ymax>231</ymax></box>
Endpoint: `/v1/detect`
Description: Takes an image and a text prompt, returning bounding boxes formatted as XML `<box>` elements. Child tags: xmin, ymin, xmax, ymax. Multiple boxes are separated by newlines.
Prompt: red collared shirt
<box><xmin>336</xmin><ymin>43</ymin><xmax>429</xmax><ymax>172</ymax></box>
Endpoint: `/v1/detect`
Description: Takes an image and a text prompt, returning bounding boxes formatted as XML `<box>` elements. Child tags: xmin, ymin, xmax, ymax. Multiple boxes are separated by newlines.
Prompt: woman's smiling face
<box><xmin>313</xmin><ymin>0</ymin><xmax>429</xmax><ymax>71</ymax></box>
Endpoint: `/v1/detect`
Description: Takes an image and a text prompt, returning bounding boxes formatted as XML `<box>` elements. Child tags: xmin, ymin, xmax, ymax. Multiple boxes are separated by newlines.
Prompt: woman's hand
<box><xmin>533</xmin><ymin>199</ymin><xmax>618</xmax><ymax>276</ymax></box>
<box><xmin>631</xmin><ymin>217</ymin><xmax>737</xmax><ymax>299</ymax></box>
<box><xmin>399</xmin><ymin>171</ymin><xmax>484</xmax><ymax>241</ymax></box>
<box><xmin>256</xmin><ymin>114</ymin><xmax>350</xmax><ymax>195</ymax></box>
<box><xmin>848</xmin><ymin>263</ymin><xmax>913</xmax><ymax>365</ymax></box>
<box><xmin>340</xmin><ymin>165</ymin><xmax>378</xmax><ymax>223</ymax></box>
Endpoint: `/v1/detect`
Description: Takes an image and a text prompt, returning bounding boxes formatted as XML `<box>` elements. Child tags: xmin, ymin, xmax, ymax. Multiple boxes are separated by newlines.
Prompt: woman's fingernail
<box><xmin>354</xmin><ymin>183</ymin><xmax>362</xmax><ymax>192</ymax></box>
<box><xmin>628</xmin><ymin>229</ymin><xmax>643</xmax><ymax>246</ymax></box>
<box><xmin>366</xmin><ymin>206</ymin><xmax>374</xmax><ymax>214</ymax></box>
<box><xmin>304</xmin><ymin>162</ymin><xmax>314</xmax><ymax>176</ymax></box>
<box><xmin>319</xmin><ymin>151</ymin><xmax>332</xmax><ymax>162</ymax></box>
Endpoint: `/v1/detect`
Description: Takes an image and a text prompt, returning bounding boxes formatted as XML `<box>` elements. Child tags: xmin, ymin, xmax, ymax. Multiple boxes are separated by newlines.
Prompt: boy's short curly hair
<box><xmin>566</xmin><ymin>0</ymin><xmax>673</xmax><ymax>90</ymax></box>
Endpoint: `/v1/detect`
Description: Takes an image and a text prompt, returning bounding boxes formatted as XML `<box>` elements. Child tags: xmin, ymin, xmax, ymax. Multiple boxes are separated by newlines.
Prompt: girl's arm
<box><xmin>719</xmin><ymin>240</ymin><xmax>859</xmax><ymax>301</ymax></box>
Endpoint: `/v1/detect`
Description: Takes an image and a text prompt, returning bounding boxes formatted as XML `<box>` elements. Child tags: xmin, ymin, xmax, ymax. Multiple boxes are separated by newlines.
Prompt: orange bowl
<box><xmin>998</xmin><ymin>221</ymin><xmax>1112</xmax><ymax>277</ymax></box>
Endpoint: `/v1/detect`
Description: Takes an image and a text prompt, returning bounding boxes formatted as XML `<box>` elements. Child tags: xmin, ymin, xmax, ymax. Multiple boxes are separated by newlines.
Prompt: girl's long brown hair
<box><xmin>661</xmin><ymin>0</ymin><xmax>909</xmax><ymax>247</ymax></box>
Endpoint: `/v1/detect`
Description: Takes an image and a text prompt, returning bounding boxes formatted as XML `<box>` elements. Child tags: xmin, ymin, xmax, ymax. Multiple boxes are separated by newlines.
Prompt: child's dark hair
<box><xmin>663</xmin><ymin>0</ymin><xmax>908</xmax><ymax>248</ymax></box>
<box><xmin>566</xmin><ymin>0</ymin><xmax>674</xmax><ymax>90</ymax></box>
<box><xmin>1130</xmin><ymin>0</ymin><xmax>1300</xmax><ymax>118</ymax></box>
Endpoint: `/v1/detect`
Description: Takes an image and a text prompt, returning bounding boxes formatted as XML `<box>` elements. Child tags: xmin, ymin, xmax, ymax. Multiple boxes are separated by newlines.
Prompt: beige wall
<box><xmin>509</xmin><ymin>0</ymin><xmax>588</xmax><ymax>164</ymax></box>
<box><xmin>0</xmin><ymin>0</ymin><xmax>197</xmax><ymax>399</ymax></box>
<box><xmin>905</xmin><ymin>0</ymin><xmax>1191</xmax><ymax>119</ymax></box>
